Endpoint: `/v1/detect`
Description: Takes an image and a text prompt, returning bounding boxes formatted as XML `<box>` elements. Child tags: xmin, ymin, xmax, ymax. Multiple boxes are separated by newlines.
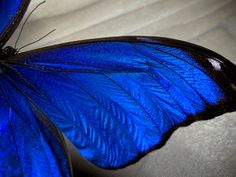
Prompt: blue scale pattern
<box><xmin>0</xmin><ymin>0</ymin><xmax>21</xmax><ymax>34</ymax></box>
<box><xmin>3</xmin><ymin>41</ymin><xmax>224</xmax><ymax>168</ymax></box>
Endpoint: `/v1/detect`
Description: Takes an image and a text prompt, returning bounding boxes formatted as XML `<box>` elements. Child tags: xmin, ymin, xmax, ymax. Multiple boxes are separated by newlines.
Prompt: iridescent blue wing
<box><xmin>0</xmin><ymin>73</ymin><xmax>72</xmax><ymax>176</ymax></box>
<box><xmin>3</xmin><ymin>36</ymin><xmax>236</xmax><ymax>168</ymax></box>
<box><xmin>0</xmin><ymin>0</ymin><xmax>30</xmax><ymax>47</ymax></box>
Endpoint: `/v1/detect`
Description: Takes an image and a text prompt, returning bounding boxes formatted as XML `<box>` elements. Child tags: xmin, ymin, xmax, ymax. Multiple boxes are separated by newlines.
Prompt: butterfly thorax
<box><xmin>0</xmin><ymin>46</ymin><xmax>17</xmax><ymax>60</ymax></box>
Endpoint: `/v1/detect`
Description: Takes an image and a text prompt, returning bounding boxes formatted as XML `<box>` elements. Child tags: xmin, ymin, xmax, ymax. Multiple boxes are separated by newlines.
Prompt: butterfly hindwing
<box><xmin>0</xmin><ymin>72</ymin><xmax>72</xmax><ymax>176</ymax></box>
<box><xmin>2</xmin><ymin>36</ymin><xmax>236</xmax><ymax>168</ymax></box>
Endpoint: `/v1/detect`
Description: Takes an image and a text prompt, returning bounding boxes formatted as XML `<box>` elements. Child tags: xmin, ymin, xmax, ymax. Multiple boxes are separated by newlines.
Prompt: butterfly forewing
<box><xmin>0</xmin><ymin>0</ymin><xmax>30</xmax><ymax>47</ymax></box>
<box><xmin>3</xmin><ymin>36</ymin><xmax>236</xmax><ymax>168</ymax></box>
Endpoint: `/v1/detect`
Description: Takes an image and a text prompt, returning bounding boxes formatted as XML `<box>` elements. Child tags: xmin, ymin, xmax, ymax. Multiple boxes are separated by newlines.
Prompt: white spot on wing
<box><xmin>208</xmin><ymin>58</ymin><xmax>222</xmax><ymax>71</ymax></box>
<box><xmin>231</xmin><ymin>84</ymin><xmax>236</xmax><ymax>91</ymax></box>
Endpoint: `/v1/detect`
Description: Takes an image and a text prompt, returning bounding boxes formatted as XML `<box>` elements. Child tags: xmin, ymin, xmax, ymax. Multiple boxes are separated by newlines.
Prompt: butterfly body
<box><xmin>0</xmin><ymin>46</ymin><xmax>16</xmax><ymax>60</ymax></box>
<box><xmin>0</xmin><ymin>0</ymin><xmax>236</xmax><ymax>176</ymax></box>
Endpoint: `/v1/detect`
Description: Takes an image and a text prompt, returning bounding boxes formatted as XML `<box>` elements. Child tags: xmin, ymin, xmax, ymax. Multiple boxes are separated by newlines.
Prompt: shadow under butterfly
<box><xmin>0</xmin><ymin>0</ymin><xmax>236</xmax><ymax>177</ymax></box>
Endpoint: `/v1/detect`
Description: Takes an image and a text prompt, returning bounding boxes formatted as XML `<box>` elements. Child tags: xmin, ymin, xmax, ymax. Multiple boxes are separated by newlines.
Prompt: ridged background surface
<box><xmin>6</xmin><ymin>0</ymin><xmax>236</xmax><ymax>176</ymax></box>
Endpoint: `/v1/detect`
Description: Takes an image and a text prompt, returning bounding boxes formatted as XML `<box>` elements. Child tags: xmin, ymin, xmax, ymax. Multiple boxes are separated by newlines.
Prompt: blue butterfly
<box><xmin>0</xmin><ymin>0</ymin><xmax>236</xmax><ymax>176</ymax></box>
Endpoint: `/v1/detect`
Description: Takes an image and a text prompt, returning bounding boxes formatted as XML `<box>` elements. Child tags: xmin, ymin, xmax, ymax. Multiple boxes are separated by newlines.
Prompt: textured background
<box><xmin>6</xmin><ymin>0</ymin><xmax>236</xmax><ymax>177</ymax></box>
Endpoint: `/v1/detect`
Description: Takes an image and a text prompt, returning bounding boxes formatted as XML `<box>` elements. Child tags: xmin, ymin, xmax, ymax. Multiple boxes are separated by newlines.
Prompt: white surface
<box><xmin>6</xmin><ymin>0</ymin><xmax>236</xmax><ymax>176</ymax></box>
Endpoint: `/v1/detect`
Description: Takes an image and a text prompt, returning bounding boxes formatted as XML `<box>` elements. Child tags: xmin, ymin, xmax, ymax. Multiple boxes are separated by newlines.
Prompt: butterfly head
<box><xmin>0</xmin><ymin>46</ymin><xmax>17</xmax><ymax>60</ymax></box>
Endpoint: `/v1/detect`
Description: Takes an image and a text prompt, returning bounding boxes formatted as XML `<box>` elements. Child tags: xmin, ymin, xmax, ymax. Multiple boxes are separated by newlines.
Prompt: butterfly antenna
<box><xmin>14</xmin><ymin>0</ymin><xmax>47</xmax><ymax>49</ymax></box>
<box><xmin>17</xmin><ymin>29</ymin><xmax>56</xmax><ymax>51</ymax></box>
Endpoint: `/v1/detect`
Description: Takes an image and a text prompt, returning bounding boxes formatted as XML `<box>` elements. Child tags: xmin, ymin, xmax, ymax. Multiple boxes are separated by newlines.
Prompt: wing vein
<box><xmin>103</xmin><ymin>74</ymin><xmax>162</xmax><ymax>135</ymax></box>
